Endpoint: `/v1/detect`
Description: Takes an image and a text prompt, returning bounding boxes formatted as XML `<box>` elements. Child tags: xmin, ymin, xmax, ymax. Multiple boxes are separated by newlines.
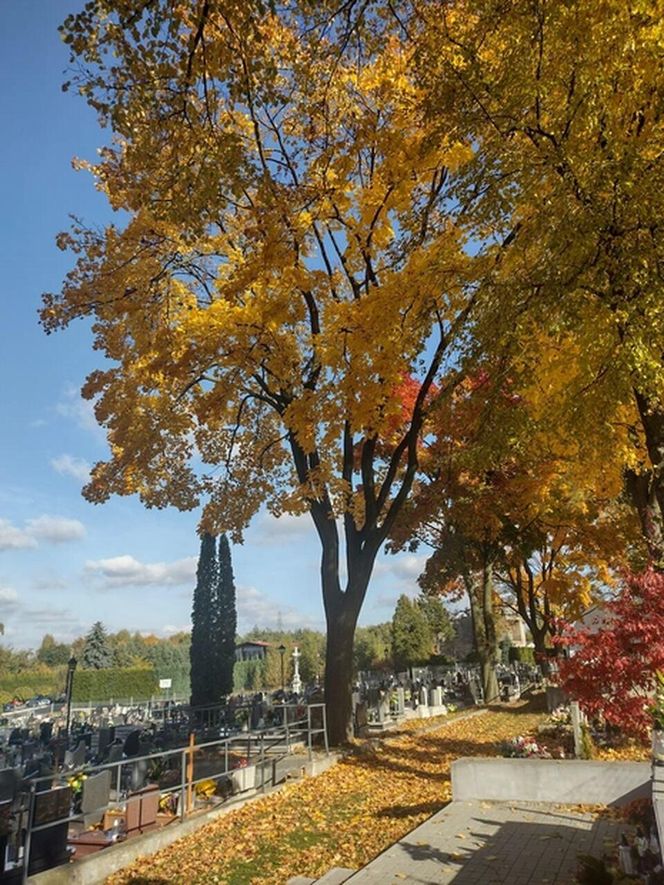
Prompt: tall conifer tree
<box><xmin>82</xmin><ymin>621</ymin><xmax>113</xmax><ymax>669</ymax></box>
<box><xmin>213</xmin><ymin>534</ymin><xmax>237</xmax><ymax>700</ymax></box>
<box><xmin>190</xmin><ymin>532</ymin><xmax>217</xmax><ymax>706</ymax></box>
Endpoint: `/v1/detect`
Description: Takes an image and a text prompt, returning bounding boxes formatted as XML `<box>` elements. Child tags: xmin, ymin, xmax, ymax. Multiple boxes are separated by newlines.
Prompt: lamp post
<box><xmin>277</xmin><ymin>644</ymin><xmax>286</xmax><ymax>691</ymax></box>
<box><xmin>65</xmin><ymin>655</ymin><xmax>77</xmax><ymax>738</ymax></box>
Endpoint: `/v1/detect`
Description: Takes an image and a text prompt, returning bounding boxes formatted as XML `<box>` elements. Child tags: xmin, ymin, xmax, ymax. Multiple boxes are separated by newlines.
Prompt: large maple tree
<box><xmin>414</xmin><ymin>0</ymin><xmax>664</xmax><ymax>566</ymax></box>
<box><xmin>46</xmin><ymin>2</ymin><xmax>482</xmax><ymax>743</ymax></box>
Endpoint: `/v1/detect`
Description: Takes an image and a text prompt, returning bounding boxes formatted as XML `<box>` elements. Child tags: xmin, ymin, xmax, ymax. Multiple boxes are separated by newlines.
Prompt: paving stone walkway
<box><xmin>345</xmin><ymin>799</ymin><xmax>623</xmax><ymax>884</ymax></box>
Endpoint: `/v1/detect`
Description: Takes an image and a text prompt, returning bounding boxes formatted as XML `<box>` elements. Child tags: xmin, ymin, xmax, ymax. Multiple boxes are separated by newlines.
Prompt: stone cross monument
<box><xmin>291</xmin><ymin>646</ymin><xmax>302</xmax><ymax>695</ymax></box>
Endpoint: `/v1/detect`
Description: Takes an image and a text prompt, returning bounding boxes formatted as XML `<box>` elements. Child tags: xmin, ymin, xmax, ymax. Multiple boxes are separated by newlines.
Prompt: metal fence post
<box><xmin>260</xmin><ymin>733</ymin><xmax>265</xmax><ymax>792</ymax></box>
<box><xmin>284</xmin><ymin>705</ymin><xmax>290</xmax><ymax>750</ymax></box>
<box><xmin>116</xmin><ymin>760</ymin><xmax>122</xmax><ymax>799</ymax></box>
<box><xmin>180</xmin><ymin>747</ymin><xmax>187</xmax><ymax>821</ymax></box>
<box><xmin>322</xmin><ymin>704</ymin><xmax>329</xmax><ymax>755</ymax></box>
<box><xmin>307</xmin><ymin>705</ymin><xmax>313</xmax><ymax>760</ymax></box>
<box><xmin>21</xmin><ymin>783</ymin><xmax>36</xmax><ymax>884</ymax></box>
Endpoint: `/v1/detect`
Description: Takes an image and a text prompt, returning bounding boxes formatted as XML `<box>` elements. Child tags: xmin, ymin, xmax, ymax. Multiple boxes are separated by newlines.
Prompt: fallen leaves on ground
<box><xmin>594</xmin><ymin>743</ymin><xmax>650</xmax><ymax>762</ymax></box>
<box><xmin>107</xmin><ymin>704</ymin><xmax>545</xmax><ymax>885</ymax></box>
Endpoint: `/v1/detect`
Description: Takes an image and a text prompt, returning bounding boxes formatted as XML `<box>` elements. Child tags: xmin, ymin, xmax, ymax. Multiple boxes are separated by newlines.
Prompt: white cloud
<box><xmin>0</xmin><ymin>518</ymin><xmax>37</xmax><ymax>550</ymax></box>
<box><xmin>374</xmin><ymin>553</ymin><xmax>427</xmax><ymax>584</ymax></box>
<box><xmin>236</xmin><ymin>584</ymin><xmax>322</xmax><ymax>633</ymax></box>
<box><xmin>163</xmin><ymin>624</ymin><xmax>190</xmax><ymax>636</ymax></box>
<box><xmin>26</xmin><ymin>515</ymin><xmax>86</xmax><ymax>543</ymax></box>
<box><xmin>56</xmin><ymin>385</ymin><xmax>104</xmax><ymax>438</ymax></box>
<box><xmin>51</xmin><ymin>454</ymin><xmax>91</xmax><ymax>483</ymax></box>
<box><xmin>86</xmin><ymin>554</ymin><xmax>197</xmax><ymax>588</ymax></box>
<box><xmin>0</xmin><ymin>515</ymin><xmax>86</xmax><ymax>550</ymax></box>
<box><xmin>255</xmin><ymin>512</ymin><xmax>312</xmax><ymax>543</ymax></box>
<box><xmin>0</xmin><ymin>586</ymin><xmax>20</xmax><ymax>615</ymax></box>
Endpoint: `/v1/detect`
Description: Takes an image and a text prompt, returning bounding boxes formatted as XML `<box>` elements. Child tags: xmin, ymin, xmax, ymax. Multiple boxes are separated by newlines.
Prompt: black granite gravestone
<box><xmin>27</xmin><ymin>785</ymin><xmax>71</xmax><ymax>875</ymax></box>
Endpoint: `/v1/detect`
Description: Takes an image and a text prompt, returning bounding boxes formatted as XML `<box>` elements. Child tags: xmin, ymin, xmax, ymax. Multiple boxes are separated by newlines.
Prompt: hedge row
<box><xmin>508</xmin><ymin>646</ymin><xmax>536</xmax><ymax>664</ymax></box>
<box><xmin>71</xmin><ymin>667</ymin><xmax>158</xmax><ymax>702</ymax></box>
<box><xmin>154</xmin><ymin>663</ymin><xmax>191</xmax><ymax>697</ymax></box>
<box><xmin>0</xmin><ymin>671</ymin><xmax>63</xmax><ymax>701</ymax></box>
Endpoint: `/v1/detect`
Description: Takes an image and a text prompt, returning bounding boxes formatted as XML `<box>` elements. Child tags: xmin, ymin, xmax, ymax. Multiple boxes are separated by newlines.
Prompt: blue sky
<box><xmin>0</xmin><ymin>2</ymin><xmax>426</xmax><ymax>650</ymax></box>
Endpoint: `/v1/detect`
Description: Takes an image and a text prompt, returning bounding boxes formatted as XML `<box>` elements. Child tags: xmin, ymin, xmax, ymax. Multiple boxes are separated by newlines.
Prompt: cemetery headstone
<box><xmin>0</xmin><ymin>768</ymin><xmax>18</xmax><ymax>803</ymax></box>
<box><xmin>81</xmin><ymin>770</ymin><xmax>112</xmax><ymax>827</ymax></box>
<box><xmin>106</xmin><ymin>743</ymin><xmax>124</xmax><ymax>764</ymax></box>
<box><xmin>570</xmin><ymin>701</ymin><xmax>583</xmax><ymax>758</ymax></box>
<box><xmin>396</xmin><ymin>687</ymin><xmax>405</xmax><ymax>716</ymax></box>
<box><xmin>354</xmin><ymin>702</ymin><xmax>369</xmax><ymax>738</ymax></box>
<box><xmin>123</xmin><ymin>730</ymin><xmax>141</xmax><ymax>758</ymax></box>
<box><xmin>39</xmin><ymin>722</ymin><xmax>53</xmax><ymax>745</ymax></box>
<box><xmin>28</xmin><ymin>785</ymin><xmax>72</xmax><ymax>875</ymax></box>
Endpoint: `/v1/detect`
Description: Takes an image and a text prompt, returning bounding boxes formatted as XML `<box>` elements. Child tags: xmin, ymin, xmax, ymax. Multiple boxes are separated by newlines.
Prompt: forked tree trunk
<box><xmin>316</xmin><ymin>519</ymin><xmax>374</xmax><ymax>746</ymax></box>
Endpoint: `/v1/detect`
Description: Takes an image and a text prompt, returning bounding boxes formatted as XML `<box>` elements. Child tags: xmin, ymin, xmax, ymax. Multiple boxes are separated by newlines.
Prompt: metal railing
<box><xmin>8</xmin><ymin>703</ymin><xmax>327</xmax><ymax>883</ymax></box>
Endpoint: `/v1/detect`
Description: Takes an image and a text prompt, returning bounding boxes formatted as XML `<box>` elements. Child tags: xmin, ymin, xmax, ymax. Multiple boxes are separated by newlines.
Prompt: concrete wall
<box><xmin>653</xmin><ymin>763</ymin><xmax>664</xmax><ymax>852</ymax></box>
<box><xmin>451</xmin><ymin>757</ymin><xmax>651</xmax><ymax>806</ymax></box>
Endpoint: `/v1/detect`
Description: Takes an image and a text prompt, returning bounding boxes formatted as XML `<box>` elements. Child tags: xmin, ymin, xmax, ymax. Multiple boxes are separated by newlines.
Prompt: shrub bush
<box><xmin>508</xmin><ymin>646</ymin><xmax>535</xmax><ymax>664</ymax></box>
<box><xmin>71</xmin><ymin>667</ymin><xmax>157</xmax><ymax>702</ymax></box>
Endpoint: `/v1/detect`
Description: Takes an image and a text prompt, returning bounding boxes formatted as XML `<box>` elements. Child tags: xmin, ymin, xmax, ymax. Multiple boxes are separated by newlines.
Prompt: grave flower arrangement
<box><xmin>501</xmin><ymin>735</ymin><xmax>556</xmax><ymax>759</ymax></box>
<box><xmin>195</xmin><ymin>779</ymin><xmax>217</xmax><ymax>799</ymax></box>
<box><xmin>67</xmin><ymin>772</ymin><xmax>88</xmax><ymax>813</ymax></box>
<box><xmin>231</xmin><ymin>756</ymin><xmax>249</xmax><ymax>770</ymax></box>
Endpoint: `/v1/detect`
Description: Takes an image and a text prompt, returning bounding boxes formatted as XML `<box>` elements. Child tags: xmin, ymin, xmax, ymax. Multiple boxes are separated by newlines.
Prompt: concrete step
<box><xmin>285</xmin><ymin>878</ymin><xmax>316</xmax><ymax>885</ymax></box>
<box><xmin>315</xmin><ymin>869</ymin><xmax>357</xmax><ymax>884</ymax></box>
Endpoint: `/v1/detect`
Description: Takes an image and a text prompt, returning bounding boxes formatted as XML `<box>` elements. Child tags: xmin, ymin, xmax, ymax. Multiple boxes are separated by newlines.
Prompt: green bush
<box><xmin>71</xmin><ymin>667</ymin><xmax>158</xmax><ymax>702</ymax></box>
<box><xmin>508</xmin><ymin>646</ymin><xmax>535</xmax><ymax>664</ymax></box>
<box><xmin>153</xmin><ymin>662</ymin><xmax>190</xmax><ymax>697</ymax></box>
<box><xmin>0</xmin><ymin>670</ymin><xmax>63</xmax><ymax>699</ymax></box>
<box><xmin>233</xmin><ymin>659</ymin><xmax>264</xmax><ymax>692</ymax></box>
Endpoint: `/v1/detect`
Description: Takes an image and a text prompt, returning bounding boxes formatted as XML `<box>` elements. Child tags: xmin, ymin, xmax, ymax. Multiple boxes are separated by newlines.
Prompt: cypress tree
<box><xmin>213</xmin><ymin>534</ymin><xmax>237</xmax><ymax>700</ymax></box>
<box><xmin>190</xmin><ymin>532</ymin><xmax>217</xmax><ymax>706</ymax></box>
<box><xmin>82</xmin><ymin>621</ymin><xmax>114</xmax><ymax>669</ymax></box>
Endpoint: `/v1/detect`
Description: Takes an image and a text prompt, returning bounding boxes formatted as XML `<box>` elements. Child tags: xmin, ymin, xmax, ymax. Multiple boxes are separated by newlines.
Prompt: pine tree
<box><xmin>82</xmin><ymin>621</ymin><xmax>113</xmax><ymax>670</ymax></box>
<box><xmin>213</xmin><ymin>534</ymin><xmax>237</xmax><ymax>700</ymax></box>
<box><xmin>190</xmin><ymin>533</ymin><xmax>218</xmax><ymax>707</ymax></box>
<box><xmin>391</xmin><ymin>595</ymin><xmax>433</xmax><ymax>672</ymax></box>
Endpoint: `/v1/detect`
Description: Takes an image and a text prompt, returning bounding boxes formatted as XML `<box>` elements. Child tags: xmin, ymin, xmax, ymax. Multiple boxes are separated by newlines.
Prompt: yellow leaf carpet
<box><xmin>108</xmin><ymin>704</ymin><xmax>547</xmax><ymax>884</ymax></box>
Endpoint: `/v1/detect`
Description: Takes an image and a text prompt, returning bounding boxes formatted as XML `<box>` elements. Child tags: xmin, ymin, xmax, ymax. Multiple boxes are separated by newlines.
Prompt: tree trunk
<box><xmin>533</xmin><ymin>632</ymin><xmax>551</xmax><ymax>677</ymax></box>
<box><xmin>480</xmin><ymin>563</ymin><xmax>500</xmax><ymax>704</ymax></box>
<box><xmin>315</xmin><ymin>512</ymin><xmax>373</xmax><ymax>745</ymax></box>
<box><xmin>324</xmin><ymin>603</ymin><xmax>361</xmax><ymax>745</ymax></box>
<box><xmin>465</xmin><ymin>563</ymin><xmax>499</xmax><ymax>705</ymax></box>
<box><xmin>628</xmin><ymin>391</ymin><xmax>664</xmax><ymax>569</ymax></box>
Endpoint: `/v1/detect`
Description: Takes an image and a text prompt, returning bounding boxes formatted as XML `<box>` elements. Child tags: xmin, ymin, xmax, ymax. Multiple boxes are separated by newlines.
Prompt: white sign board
<box><xmin>159</xmin><ymin>678</ymin><xmax>172</xmax><ymax>689</ymax></box>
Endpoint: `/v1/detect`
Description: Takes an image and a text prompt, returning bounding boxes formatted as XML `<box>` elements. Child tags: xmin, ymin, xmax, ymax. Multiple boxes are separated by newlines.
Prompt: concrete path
<box><xmin>346</xmin><ymin>800</ymin><xmax>623</xmax><ymax>884</ymax></box>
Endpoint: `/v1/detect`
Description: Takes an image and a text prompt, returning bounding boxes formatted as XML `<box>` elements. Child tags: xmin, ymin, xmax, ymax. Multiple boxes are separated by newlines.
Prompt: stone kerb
<box><xmin>451</xmin><ymin>757</ymin><xmax>651</xmax><ymax>806</ymax></box>
<box><xmin>653</xmin><ymin>763</ymin><xmax>664</xmax><ymax>850</ymax></box>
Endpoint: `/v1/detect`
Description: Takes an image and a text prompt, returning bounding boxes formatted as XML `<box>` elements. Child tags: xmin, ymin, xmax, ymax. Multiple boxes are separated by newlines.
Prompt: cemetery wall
<box><xmin>451</xmin><ymin>757</ymin><xmax>651</xmax><ymax>806</ymax></box>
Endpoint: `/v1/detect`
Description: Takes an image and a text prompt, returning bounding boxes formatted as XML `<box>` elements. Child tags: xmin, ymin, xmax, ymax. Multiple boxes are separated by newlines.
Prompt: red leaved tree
<box><xmin>557</xmin><ymin>569</ymin><xmax>664</xmax><ymax>737</ymax></box>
